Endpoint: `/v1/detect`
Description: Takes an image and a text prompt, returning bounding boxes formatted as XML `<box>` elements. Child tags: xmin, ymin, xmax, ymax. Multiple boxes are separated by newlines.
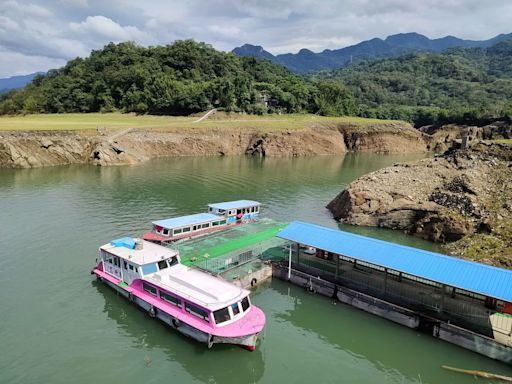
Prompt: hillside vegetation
<box><xmin>317</xmin><ymin>41</ymin><xmax>512</xmax><ymax>125</ymax></box>
<box><xmin>0</xmin><ymin>40</ymin><xmax>355</xmax><ymax>117</ymax></box>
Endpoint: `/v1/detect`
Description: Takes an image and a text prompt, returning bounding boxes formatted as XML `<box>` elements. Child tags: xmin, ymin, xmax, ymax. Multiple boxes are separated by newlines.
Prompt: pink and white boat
<box><xmin>91</xmin><ymin>237</ymin><xmax>265</xmax><ymax>350</ymax></box>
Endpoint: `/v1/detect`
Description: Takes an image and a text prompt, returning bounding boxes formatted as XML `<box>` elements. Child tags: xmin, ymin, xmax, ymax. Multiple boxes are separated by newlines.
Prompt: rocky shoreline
<box><xmin>327</xmin><ymin>141</ymin><xmax>512</xmax><ymax>267</ymax></box>
<box><xmin>0</xmin><ymin>120</ymin><xmax>429</xmax><ymax>168</ymax></box>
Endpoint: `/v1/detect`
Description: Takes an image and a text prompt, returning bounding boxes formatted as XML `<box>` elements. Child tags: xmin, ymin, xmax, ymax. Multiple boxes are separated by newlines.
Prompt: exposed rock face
<box><xmin>327</xmin><ymin>143</ymin><xmax>512</xmax><ymax>267</ymax></box>
<box><xmin>337</xmin><ymin>122</ymin><xmax>428</xmax><ymax>153</ymax></box>
<box><xmin>0</xmin><ymin>121</ymin><xmax>429</xmax><ymax>168</ymax></box>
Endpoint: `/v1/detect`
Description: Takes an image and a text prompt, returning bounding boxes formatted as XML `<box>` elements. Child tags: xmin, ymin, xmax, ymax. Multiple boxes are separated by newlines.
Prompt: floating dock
<box><xmin>272</xmin><ymin>220</ymin><xmax>512</xmax><ymax>364</ymax></box>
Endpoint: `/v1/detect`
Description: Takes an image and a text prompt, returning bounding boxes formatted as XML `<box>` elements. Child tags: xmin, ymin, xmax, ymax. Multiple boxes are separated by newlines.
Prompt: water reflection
<box><xmin>268</xmin><ymin>279</ymin><xmax>512</xmax><ymax>384</ymax></box>
<box><xmin>92</xmin><ymin>280</ymin><xmax>265</xmax><ymax>384</ymax></box>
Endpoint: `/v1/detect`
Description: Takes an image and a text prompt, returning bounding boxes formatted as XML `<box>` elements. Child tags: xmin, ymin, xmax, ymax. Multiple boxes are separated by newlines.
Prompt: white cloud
<box><xmin>1</xmin><ymin>0</ymin><xmax>512</xmax><ymax>76</ymax></box>
<box><xmin>0</xmin><ymin>49</ymin><xmax>65</xmax><ymax>78</ymax></box>
<box><xmin>69</xmin><ymin>15</ymin><xmax>151</xmax><ymax>43</ymax></box>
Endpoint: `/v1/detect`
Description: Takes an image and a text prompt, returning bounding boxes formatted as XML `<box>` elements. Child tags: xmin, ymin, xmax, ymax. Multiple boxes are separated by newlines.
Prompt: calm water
<box><xmin>0</xmin><ymin>154</ymin><xmax>510</xmax><ymax>384</ymax></box>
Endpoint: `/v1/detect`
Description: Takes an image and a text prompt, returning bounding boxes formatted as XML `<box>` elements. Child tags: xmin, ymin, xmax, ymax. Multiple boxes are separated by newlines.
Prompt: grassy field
<box><xmin>0</xmin><ymin>112</ymin><xmax>400</xmax><ymax>132</ymax></box>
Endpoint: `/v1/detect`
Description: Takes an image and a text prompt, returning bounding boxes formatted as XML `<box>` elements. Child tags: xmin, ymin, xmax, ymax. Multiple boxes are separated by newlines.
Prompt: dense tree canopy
<box><xmin>315</xmin><ymin>41</ymin><xmax>512</xmax><ymax>125</ymax></box>
<box><xmin>0</xmin><ymin>40</ymin><xmax>352</xmax><ymax>117</ymax></box>
<box><xmin>3</xmin><ymin>39</ymin><xmax>512</xmax><ymax>126</ymax></box>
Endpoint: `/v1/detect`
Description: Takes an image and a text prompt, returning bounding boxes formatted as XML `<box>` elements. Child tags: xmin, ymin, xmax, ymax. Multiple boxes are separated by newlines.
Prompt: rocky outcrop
<box><xmin>327</xmin><ymin>143</ymin><xmax>512</xmax><ymax>267</ymax></box>
<box><xmin>337</xmin><ymin>121</ymin><xmax>429</xmax><ymax>153</ymax></box>
<box><xmin>0</xmin><ymin>120</ymin><xmax>430</xmax><ymax>168</ymax></box>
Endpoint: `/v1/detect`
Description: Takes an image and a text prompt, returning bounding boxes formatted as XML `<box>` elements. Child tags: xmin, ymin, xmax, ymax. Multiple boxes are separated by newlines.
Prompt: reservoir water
<box><xmin>1</xmin><ymin>154</ymin><xmax>510</xmax><ymax>383</ymax></box>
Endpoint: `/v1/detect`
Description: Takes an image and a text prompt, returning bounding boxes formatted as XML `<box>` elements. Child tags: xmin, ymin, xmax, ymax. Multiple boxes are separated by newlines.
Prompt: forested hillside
<box><xmin>317</xmin><ymin>41</ymin><xmax>512</xmax><ymax>125</ymax></box>
<box><xmin>0</xmin><ymin>40</ymin><xmax>355</xmax><ymax>116</ymax></box>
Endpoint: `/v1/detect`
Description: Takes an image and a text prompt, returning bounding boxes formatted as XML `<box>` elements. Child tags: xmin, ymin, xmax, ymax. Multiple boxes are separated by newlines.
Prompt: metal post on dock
<box><xmin>335</xmin><ymin>255</ymin><xmax>340</xmax><ymax>279</ymax></box>
<box><xmin>383</xmin><ymin>268</ymin><xmax>388</xmax><ymax>295</ymax></box>
<box><xmin>288</xmin><ymin>241</ymin><xmax>292</xmax><ymax>280</ymax></box>
<box><xmin>440</xmin><ymin>284</ymin><xmax>446</xmax><ymax>313</ymax></box>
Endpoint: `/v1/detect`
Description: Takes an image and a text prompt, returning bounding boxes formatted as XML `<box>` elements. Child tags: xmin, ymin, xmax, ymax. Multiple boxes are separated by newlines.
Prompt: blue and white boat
<box><xmin>143</xmin><ymin>200</ymin><xmax>260</xmax><ymax>244</ymax></box>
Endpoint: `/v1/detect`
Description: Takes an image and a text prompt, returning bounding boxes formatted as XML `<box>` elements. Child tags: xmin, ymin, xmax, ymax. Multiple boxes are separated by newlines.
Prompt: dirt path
<box><xmin>193</xmin><ymin>109</ymin><xmax>217</xmax><ymax>123</ymax></box>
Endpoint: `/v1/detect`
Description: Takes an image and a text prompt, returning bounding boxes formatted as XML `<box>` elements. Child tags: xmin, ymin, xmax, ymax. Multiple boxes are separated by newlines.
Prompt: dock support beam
<box><xmin>383</xmin><ymin>268</ymin><xmax>388</xmax><ymax>295</ymax></box>
<box><xmin>440</xmin><ymin>284</ymin><xmax>446</xmax><ymax>313</ymax></box>
<box><xmin>287</xmin><ymin>242</ymin><xmax>292</xmax><ymax>280</ymax></box>
<box><xmin>335</xmin><ymin>255</ymin><xmax>340</xmax><ymax>279</ymax></box>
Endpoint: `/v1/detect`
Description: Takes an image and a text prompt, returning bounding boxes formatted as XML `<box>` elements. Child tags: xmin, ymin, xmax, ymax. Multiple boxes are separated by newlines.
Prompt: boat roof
<box><xmin>208</xmin><ymin>200</ymin><xmax>261</xmax><ymax>210</ymax></box>
<box><xmin>147</xmin><ymin>264</ymin><xmax>249</xmax><ymax>311</ymax></box>
<box><xmin>153</xmin><ymin>213</ymin><xmax>221</xmax><ymax>229</ymax></box>
<box><xmin>101</xmin><ymin>238</ymin><xmax>178</xmax><ymax>265</ymax></box>
<box><xmin>277</xmin><ymin>221</ymin><xmax>512</xmax><ymax>303</ymax></box>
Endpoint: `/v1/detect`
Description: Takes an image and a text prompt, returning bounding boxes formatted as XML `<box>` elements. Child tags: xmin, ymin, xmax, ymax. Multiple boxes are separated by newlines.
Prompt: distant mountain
<box><xmin>317</xmin><ymin>40</ymin><xmax>512</xmax><ymax>124</ymax></box>
<box><xmin>0</xmin><ymin>72</ymin><xmax>42</xmax><ymax>93</ymax></box>
<box><xmin>232</xmin><ymin>32</ymin><xmax>512</xmax><ymax>73</ymax></box>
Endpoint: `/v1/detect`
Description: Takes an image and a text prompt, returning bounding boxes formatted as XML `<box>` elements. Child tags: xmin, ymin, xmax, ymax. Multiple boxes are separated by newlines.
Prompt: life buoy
<box><xmin>172</xmin><ymin>318</ymin><xmax>180</xmax><ymax>328</ymax></box>
<box><xmin>250</xmin><ymin>278</ymin><xmax>257</xmax><ymax>287</ymax></box>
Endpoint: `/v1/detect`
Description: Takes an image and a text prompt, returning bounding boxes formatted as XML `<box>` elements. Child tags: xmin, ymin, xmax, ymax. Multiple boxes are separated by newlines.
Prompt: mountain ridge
<box><xmin>232</xmin><ymin>32</ymin><xmax>512</xmax><ymax>73</ymax></box>
<box><xmin>0</xmin><ymin>72</ymin><xmax>42</xmax><ymax>93</ymax></box>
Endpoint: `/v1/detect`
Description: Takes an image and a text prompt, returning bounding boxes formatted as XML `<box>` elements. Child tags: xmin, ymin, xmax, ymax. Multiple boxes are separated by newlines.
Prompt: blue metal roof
<box><xmin>277</xmin><ymin>221</ymin><xmax>512</xmax><ymax>302</ymax></box>
<box><xmin>208</xmin><ymin>200</ymin><xmax>260</xmax><ymax>210</ymax></box>
<box><xmin>110</xmin><ymin>237</ymin><xmax>135</xmax><ymax>249</ymax></box>
<box><xmin>153</xmin><ymin>213</ymin><xmax>221</xmax><ymax>229</ymax></box>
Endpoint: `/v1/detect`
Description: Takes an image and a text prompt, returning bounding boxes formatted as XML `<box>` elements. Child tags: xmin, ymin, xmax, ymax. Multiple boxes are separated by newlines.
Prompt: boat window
<box><xmin>160</xmin><ymin>291</ymin><xmax>182</xmax><ymax>308</ymax></box>
<box><xmin>135</xmin><ymin>267</ymin><xmax>138</xmax><ymax>273</ymax></box>
<box><xmin>192</xmin><ymin>225</ymin><xmax>197</xmax><ymax>231</ymax></box>
<box><xmin>213</xmin><ymin>307</ymin><xmax>231</xmax><ymax>324</ymax></box>
<box><xmin>158</xmin><ymin>260</ymin><xmax>168</xmax><ymax>270</ymax></box>
<box><xmin>185</xmin><ymin>303</ymin><xmax>209</xmax><ymax>322</ymax></box>
<box><xmin>129</xmin><ymin>264</ymin><xmax>134</xmax><ymax>271</ymax></box>
<box><xmin>212</xmin><ymin>221</ymin><xmax>219</xmax><ymax>226</ymax></box>
<box><xmin>201</xmin><ymin>223</ymin><xmax>210</xmax><ymax>229</ymax></box>
<box><xmin>255</xmin><ymin>206</ymin><xmax>259</xmax><ymax>213</ymax></box>
<box><xmin>174</xmin><ymin>228</ymin><xmax>182</xmax><ymax>235</ymax></box>
<box><xmin>219</xmin><ymin>220</ymin><xmax>226</xmax><ymax>225</ymax></box>
<box><xmin>241</xmin><ymin>296</ymin><xmax>250</xmax><ymax>311</ymax></box>
<box><xmin>143</xmin><ymin>282</ymin><xmax>157</xmax><ymax>296</ymax></box>
<box><xmin>167</xmin><ymin>257</ymin><xmax>179</xmax><ymax>267</ymax></box>
<box><xmin>163</xmin><ymin>229</ymin><xmax>169</xmax><ymax>236</ymax></box>
<box><xmin>123</xmin><ymin>261</ymin><xmax>128</xmax><ymax>269</ymax></box>
<box><xmin>182</xmin><ymin>227</ymin><xmax>191</xmax><ymax>233</ymax></box>
<box><xmin>231</xmin><ymin>302</ymin><xmax>240</xmax><ymax>316</ymax></box>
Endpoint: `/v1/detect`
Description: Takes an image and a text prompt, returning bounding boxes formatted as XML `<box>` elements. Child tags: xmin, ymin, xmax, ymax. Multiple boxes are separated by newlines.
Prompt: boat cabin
<box><xmin>143</xmin><ymin>200</ymin><xmax>261</xmax><ymax>244</ymax></box>
<box><xmin>99</xmin><ymin>237</ymin><xmax>180</xmax><ymax>285</ymax></box>
<box><xmin>207</xmin><ymin>200</ymin><xmax>260</xmax><ymax>224</ymax></box>
<box><xmin>145</xmin><ymin>213</ymin><xmax>227</xmax><ymax>243</ymax></box>
<box><xmin>98</xmin><ymin>237</ymin><xmax>254</xmax><ymax>328</ymax></box>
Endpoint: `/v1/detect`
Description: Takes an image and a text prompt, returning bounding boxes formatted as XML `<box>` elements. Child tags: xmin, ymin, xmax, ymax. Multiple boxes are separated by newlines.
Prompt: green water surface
<box><xmin>0</xmin><ymin>154</ymin><xmax>510</xmax><ymax>384</ymax></box>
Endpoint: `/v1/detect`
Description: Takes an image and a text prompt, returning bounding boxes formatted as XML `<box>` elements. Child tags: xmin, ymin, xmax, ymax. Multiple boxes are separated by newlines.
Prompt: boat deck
<box><xmin>174</xmin><ymin>218</ymin><xmax>287</xmax><ymax>267</ymax></box>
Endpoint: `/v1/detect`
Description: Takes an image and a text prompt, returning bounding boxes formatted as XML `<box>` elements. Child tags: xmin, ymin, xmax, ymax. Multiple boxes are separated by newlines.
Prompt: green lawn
<box><xmin>0</xmin><ymin>112</ymin><xmax>400</xmax><ymax>132</ymax></box>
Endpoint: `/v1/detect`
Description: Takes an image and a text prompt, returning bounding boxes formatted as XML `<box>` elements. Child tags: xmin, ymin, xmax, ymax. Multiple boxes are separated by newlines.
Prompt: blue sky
<box><xmin>1</xmin><ymin>0</ymin><xmax>511</xmax><ymax>77</ymax></box>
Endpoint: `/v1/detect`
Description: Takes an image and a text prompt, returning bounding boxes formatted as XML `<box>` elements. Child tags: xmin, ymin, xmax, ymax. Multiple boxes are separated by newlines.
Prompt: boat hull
<box><xmin>96</xmin><ymin>274</ymin><xmax>260</xmax><ymax>350</ymax></box>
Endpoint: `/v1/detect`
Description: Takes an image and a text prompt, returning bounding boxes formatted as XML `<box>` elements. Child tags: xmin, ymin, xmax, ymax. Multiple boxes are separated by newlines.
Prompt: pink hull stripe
<box><xmin>93</xmin><ymin>269</ymin><xmax>265</xmax><ymax>338</ymax></box>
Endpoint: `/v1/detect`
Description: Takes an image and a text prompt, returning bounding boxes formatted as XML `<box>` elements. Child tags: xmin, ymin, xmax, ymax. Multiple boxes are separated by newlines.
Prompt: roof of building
<box><xmin>208</xmin><ymin>200</ymin><xmax>261</xmax><ymax>210</ymax></box>
<box><xmin>147</xmin><ymin>264</ymin><xmax>249</xmax><ymax>310</ymax></box>
<box><xmin>153</xmin><ymin>213</ymin><xmax>221</xmax><ymax>229</ymax></box>
<box><xmin>101</xmin><ymin>238</ymin><xmax>178</xmax><ymax>265</ymax></box>
<box><xmin>277</xmin><ymin>221</ymin><xmax>512</xmax><ymax>302</ymax></box>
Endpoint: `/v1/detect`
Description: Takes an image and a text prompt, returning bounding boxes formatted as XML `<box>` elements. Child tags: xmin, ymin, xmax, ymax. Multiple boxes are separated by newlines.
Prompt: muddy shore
<box><xmin>0</xmin><ymin>120</ymin><xmax>430</xmax><ymax>168</ymax></box>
